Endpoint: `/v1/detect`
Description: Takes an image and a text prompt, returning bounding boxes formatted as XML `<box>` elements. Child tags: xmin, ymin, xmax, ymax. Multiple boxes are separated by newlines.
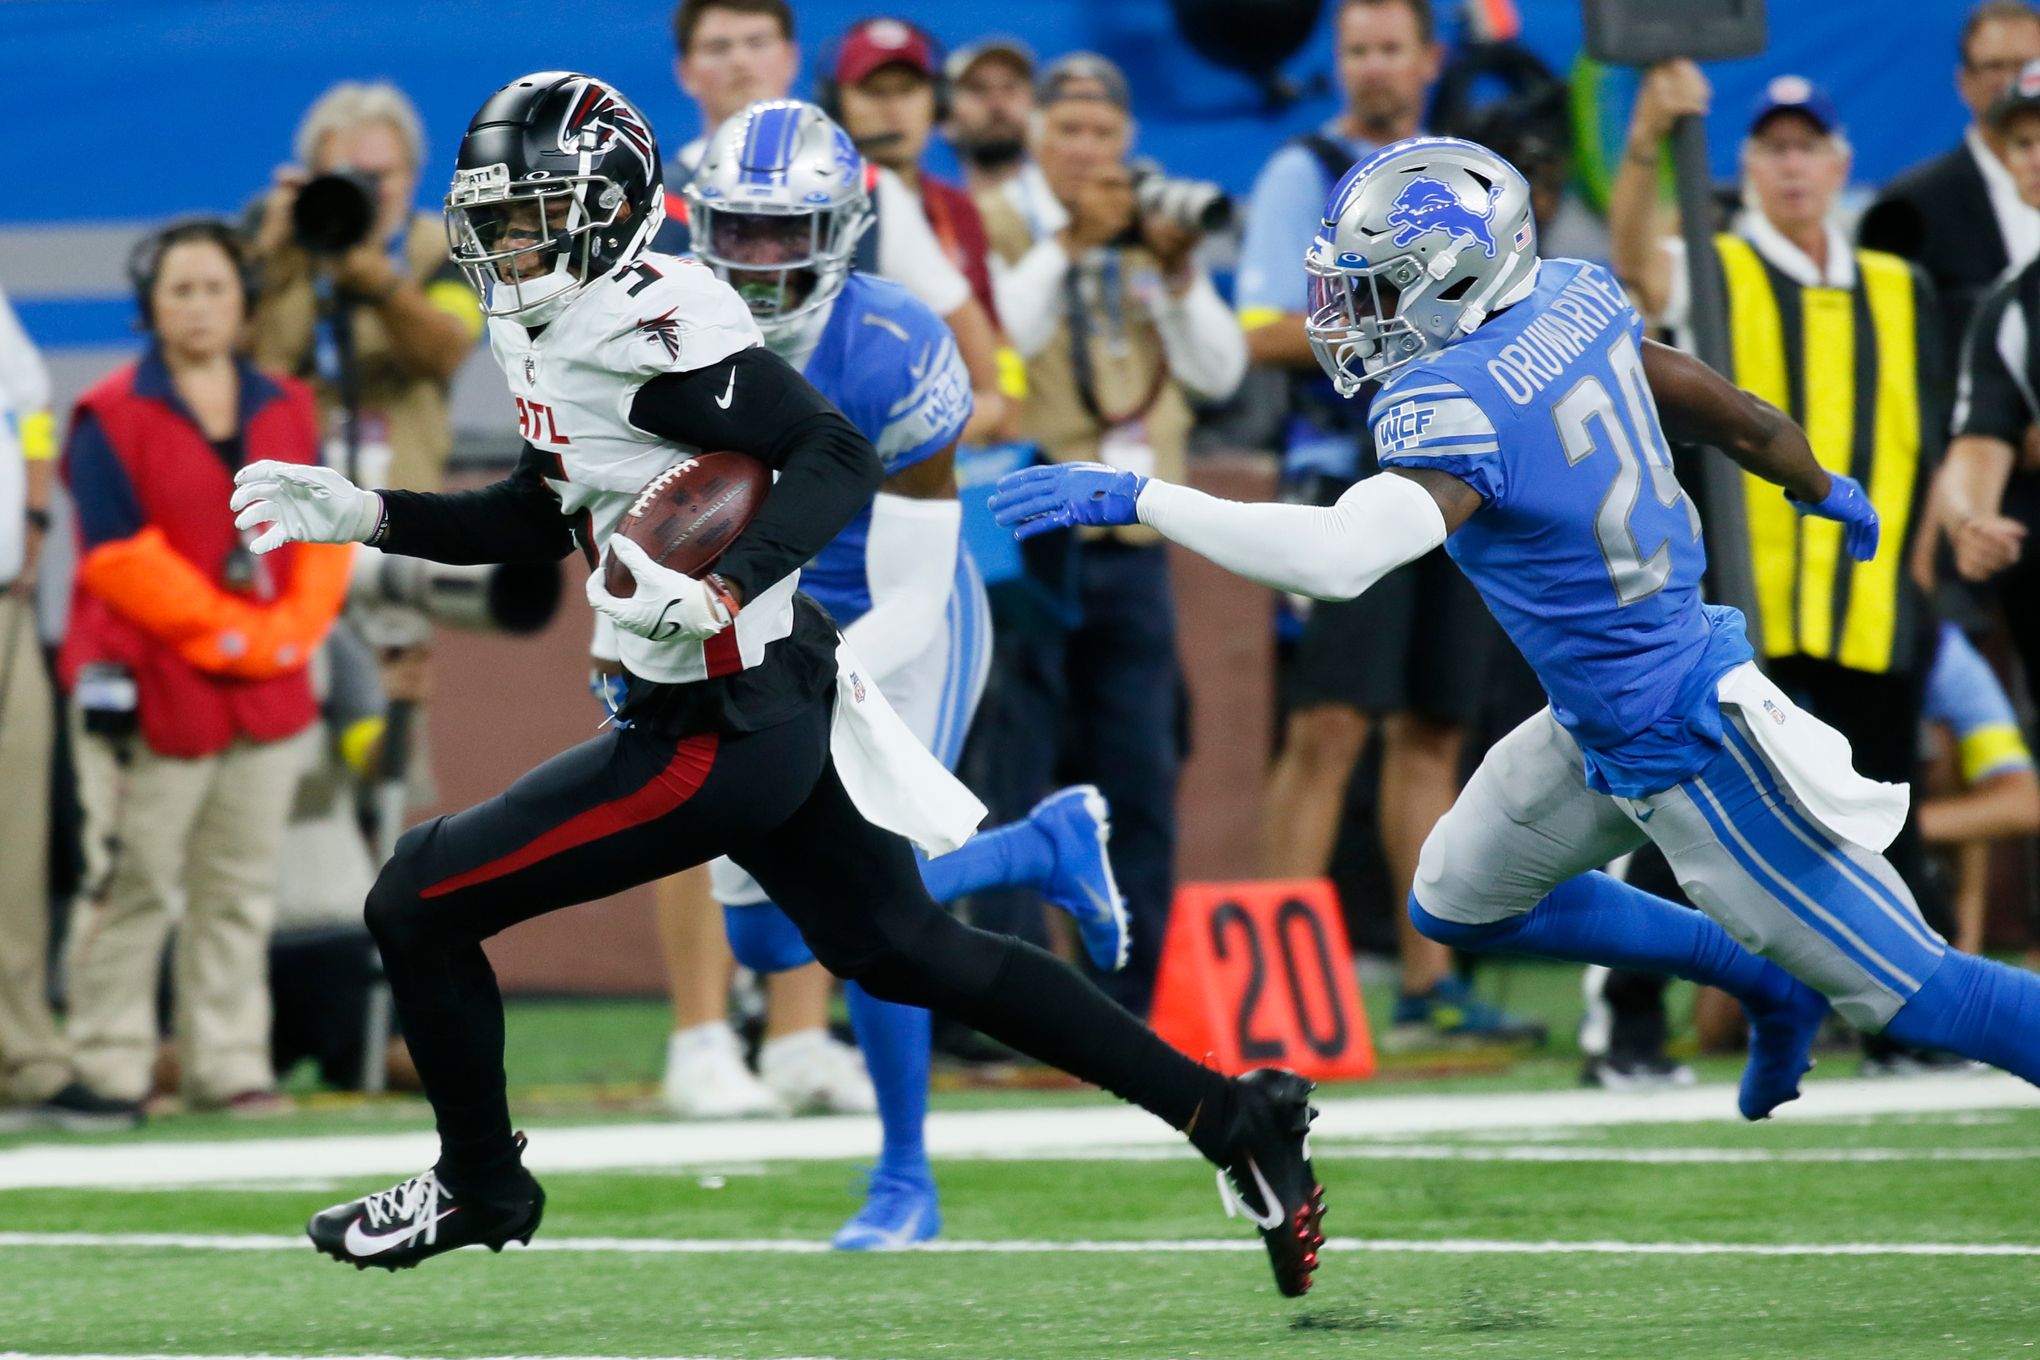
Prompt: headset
<box><xmin>814</xmin><ymin>17</ymin><xmax>952</xmax><ymax>129</ymax></box>
<box><xmin>127</xmin><ymin>217</ymin><xmax>258</xmax><ymax>332</ymax></box>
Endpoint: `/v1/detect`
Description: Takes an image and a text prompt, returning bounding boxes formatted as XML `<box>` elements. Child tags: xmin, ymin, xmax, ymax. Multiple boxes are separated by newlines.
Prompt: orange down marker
<box><xmin>1149</xmin><ymin>879</ymin><xmax>1376</xmax><ymax>1081</ymax></box>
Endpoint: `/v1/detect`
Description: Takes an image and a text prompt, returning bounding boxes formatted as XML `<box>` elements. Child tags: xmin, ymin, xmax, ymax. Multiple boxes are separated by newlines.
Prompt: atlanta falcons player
<box><xmin>229</xmin><ymin>71</ymin><xmax>1327</xmax><ymax>1296</ymax></box>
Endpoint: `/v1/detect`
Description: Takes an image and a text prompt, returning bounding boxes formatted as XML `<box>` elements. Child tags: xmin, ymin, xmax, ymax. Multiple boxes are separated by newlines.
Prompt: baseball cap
<box><xmin>834</xmin><ymin>18</ymin><xmax>938</xmax><ymax>88</ymax></box>
<box><xmin>1036</xmin><ymin>52</ymin><xmax>1131</xmax><ymax>113</ymax></box>
<box><xmin>946</xmin><ymin>35</ymin><xmax>1036</xmax><ymax>86</ymax></box>
<box><xmin>1748</xmin><ymin>74</ymin><xmax>1841</xmax><ymax>137</ymax></box>
<box><xmin>1989</xmin><ymin>58</ymin><xmax>2040</xmax><ymax>129</ymax></box>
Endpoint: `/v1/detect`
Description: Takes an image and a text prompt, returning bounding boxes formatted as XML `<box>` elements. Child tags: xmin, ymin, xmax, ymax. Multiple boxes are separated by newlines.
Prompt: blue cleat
<box><xmin>1031</xmin><ymin>785</ymin><xmax>1132</xmax><ymax>972</ymax></box>
<box><xmin>832</xmin><ymin>1168</ymin><xmax>941</xmax><ymax>1251</ymax></box>
<box><xmin>1739</xmin><ymin>977</ymin><xmax>1830</xmax><ymax>1120</ymax></box>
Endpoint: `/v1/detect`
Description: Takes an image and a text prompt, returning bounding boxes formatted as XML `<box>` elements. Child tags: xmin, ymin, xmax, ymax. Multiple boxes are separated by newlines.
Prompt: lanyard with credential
<box><xmin>1061</xmin><ymin>250</ymin><xmax>1167</xmax><ymax>429</ymax></box>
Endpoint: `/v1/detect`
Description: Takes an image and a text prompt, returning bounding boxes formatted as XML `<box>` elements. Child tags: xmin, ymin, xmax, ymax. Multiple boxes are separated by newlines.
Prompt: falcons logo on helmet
<box><xmin>559</xmin><ymin>79</ymin><xmax>654</xmax><ymax>176</ymax></box>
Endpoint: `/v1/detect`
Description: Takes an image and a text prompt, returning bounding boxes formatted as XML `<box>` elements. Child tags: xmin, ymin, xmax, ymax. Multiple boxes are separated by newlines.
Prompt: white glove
<box><xmin>586</xmin><ymin>536</ymin><xmax>738</xmax><ymax>642</ymax></box>
<box><xmin>229</xmin><ymin>461</ymin><xmax>383</xmax><ymax>555</ymax></box>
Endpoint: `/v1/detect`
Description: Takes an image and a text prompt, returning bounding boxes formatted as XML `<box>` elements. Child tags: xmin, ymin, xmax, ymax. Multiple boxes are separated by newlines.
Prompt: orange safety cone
<box><xmin>1149</xmin><ymin>879</ymin><xmax>1376</xmax><ymax>1081</ymax></box>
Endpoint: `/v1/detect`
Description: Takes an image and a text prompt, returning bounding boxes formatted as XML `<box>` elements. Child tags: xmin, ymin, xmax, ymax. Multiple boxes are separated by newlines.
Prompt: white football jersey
<box><xmin>486</xmin><ymin>252</ymin><xmax>799</xmax><ymax>685</ymax></box>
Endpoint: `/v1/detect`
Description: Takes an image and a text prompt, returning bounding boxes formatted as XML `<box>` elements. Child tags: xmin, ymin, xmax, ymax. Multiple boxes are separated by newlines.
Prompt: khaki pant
<box><xmin>0</xmin><ymin>593</ymin><xmax>70</xmax><ymax>1104</ymax></box>
<box><xmin>66</xmin><ymin>714</ymin><xmax>312</xmax><ymax>1103</ymax></box>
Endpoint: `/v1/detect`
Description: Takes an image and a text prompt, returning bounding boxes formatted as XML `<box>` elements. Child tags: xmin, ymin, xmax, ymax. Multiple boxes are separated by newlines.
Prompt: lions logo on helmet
<box><xmin>1384</xmin><ymin>178</ymin><xmax>1504</xmax><ymax>259</ymax></box>
<box><xmin>1304</xmin><ymin>136</ymin><xmax>1539</xmax><ymax>392</ymax></box>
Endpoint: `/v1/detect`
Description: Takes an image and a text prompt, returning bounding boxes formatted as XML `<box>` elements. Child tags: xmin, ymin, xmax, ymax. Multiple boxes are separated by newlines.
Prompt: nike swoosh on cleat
<box><xmin>1216</xmin><ymin>1156</ymin><xmax>1285</xmax><ymax>1231</ymax></box>
<box><xmin>341</xmin><ymin>1208</ymin><xmax>458</xmax><ymax>1257</ymax></box>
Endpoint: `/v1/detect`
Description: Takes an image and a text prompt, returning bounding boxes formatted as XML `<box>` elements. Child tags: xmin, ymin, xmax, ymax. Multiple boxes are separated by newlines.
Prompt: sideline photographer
<box><xmin>975</xmin><ymin>53</ymin><xmax>1245</xmax><ymax>1012</ymax></box>
<box><xmin>247</xmin><ymin>81</ymin><xmax>480</xmax><ymax>495</ymax></box>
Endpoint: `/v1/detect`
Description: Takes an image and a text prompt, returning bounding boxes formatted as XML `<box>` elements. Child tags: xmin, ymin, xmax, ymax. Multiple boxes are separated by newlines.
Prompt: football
<box><xmin>602</xmin><ymin>450</ymin><xmax>771</xmax><ymax>597</ymax></box>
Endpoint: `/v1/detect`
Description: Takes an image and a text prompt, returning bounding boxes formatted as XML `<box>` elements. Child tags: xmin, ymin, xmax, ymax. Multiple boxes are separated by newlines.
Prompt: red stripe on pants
<box><xmin>702</xmin><ymin>626</ymin><xmax>743</xmax><ymax>678</ymax></box>
<box><xmin>421</xmin><ymin>733</ymin><xmax>720</xmax><ymax>898</ymax></box>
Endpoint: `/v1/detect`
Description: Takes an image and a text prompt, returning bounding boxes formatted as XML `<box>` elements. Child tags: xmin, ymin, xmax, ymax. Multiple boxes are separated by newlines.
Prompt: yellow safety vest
<box><xmin>1713</xmin><ymin>233</ymin><xmax>1938</xmax><ymax>674</ymax></box>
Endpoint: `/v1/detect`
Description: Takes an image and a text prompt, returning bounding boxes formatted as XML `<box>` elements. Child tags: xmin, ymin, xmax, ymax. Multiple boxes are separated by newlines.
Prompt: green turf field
<box><xmin>5</xmin><ymin>970</ymin><xmax>2037</xmax><ymax>1358</ymax></box>
<box><xmin>6</xmin><ymin>1097</ymin><xmax>2039</xmax><ymax>1356</ymax></box>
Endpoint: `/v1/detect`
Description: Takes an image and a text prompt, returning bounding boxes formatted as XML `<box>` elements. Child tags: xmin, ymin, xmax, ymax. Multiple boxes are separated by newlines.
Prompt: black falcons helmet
<box><xmin>445</xmin><ymin>71</ymin><xmax>666</xmax><ymax>323</ymax></box>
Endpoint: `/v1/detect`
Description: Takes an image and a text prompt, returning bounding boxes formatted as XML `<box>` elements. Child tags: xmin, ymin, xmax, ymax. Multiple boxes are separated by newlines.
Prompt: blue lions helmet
<box><xmin>684</xmin><ymin>100</ymin><xmax>874</xmax><ymax>337</ymax></box>
<box><xmin>1305</xmin><ymin>136</ymin><xmax>1539</xmax><ymax>393</ymax></box>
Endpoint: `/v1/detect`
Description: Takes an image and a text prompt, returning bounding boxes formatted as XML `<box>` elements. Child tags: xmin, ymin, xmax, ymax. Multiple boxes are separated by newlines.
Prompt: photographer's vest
<box><xmin>1710</xmin><ymin>232</ymin><xmax>1941</xmax><ymax>674</ymax></box>
<box><xmin>249</xmin><ymin>212</ymin><xmax>477</xmax><ymax>492</ymax></box>
<box><xmin>979</xmin><ymin>191</ymin><xmax>1191</xmax><ymax>547</ymax></box>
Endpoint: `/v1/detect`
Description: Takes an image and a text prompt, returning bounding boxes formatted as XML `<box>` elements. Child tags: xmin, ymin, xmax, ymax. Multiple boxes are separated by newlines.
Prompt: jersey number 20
<box><xmin>1553</xmin><ymin>336</ymin><xmax>1701</xmax><ymax>606</ymax></box>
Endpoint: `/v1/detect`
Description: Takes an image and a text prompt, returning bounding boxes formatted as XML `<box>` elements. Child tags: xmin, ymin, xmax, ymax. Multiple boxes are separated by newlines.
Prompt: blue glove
<box><xmin>988</xmin><ymin>462</ymin><xmax>1147</xmax><ymax>541</ymax></box>
<box><xmin>1789</xmin><ymin>472</ymin><xmax>1879</xmax><ymax>562</ymax></box>
<box><xmin>589</xmin><ymin>668</ymin><xmax>632</xmax><ymax>727</ymax></box>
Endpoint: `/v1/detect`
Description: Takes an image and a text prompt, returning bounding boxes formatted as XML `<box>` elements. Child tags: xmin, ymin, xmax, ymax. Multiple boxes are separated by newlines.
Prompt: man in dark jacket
<box><xmin>1859</xmin><ymin>0</ymin><xmax>2040</xmax><ymax>369</ymax></box>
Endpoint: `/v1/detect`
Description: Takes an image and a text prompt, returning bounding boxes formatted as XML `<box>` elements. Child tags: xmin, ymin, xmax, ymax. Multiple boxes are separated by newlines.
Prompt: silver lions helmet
<box><xmin>1305</xmin><ymin>136</ymin><xmax>1540</xmax><ymax>394</ymax></box>
<box><xmin>684</xmin><ymin>100</ymin><xmax>874</xmax><ymax>336</ymax></box>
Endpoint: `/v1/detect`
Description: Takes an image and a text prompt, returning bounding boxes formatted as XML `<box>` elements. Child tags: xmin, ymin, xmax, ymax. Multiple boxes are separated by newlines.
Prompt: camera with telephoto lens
<box><xmin>1111</xmin><ymin>160</ymin><xmax>1235</xmax><ymax>246</ymax></box>
<box><xmin>347</xmin><ymin>548</ymin><xmax>563</xmax><ymax>650</ymax></box>
<box><xmin>290</xmin><ymin>170</ymin><xmax>380</xmax><ymax>254</ymax></box>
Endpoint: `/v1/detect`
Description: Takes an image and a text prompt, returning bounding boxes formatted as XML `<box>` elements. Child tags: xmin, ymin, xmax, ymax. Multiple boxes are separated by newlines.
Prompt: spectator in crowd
<box><xmin>649</xmin><ymin>0</ymin><xmax>1010</xmax><ymax>1115</ymax></box>
<box><xmin>59</xmin><ymin>220</ymin><xmax>349</xmax><ymax>1111</ymax></box>
<box><xmin>1237</xmin><ymin>0</ymin><xmax>1537</xmax><ymax>1047</ymax></box>
<box><xmin>246</xmin><ymin>81</ymin><xmax>482</xmax><ymax>494</ymax></box>
<box><xmin>1917</xmin><ymin>623</ymin><xmax>2040</xmax><ymax>956</ymax></box>
<box><xmin>945</xmin><ymin>36</ymin><xmax>1039</xmax><ymax>203</ymax></box>
<box><xmin>1860</xmin><ymin>0</ymin><xmax>2040</xmax><ymax>371</ymax></box>
<box><xmin>825</xmin><ymin>16</ymin><xmax>1020</xmax><ymax>440</ymax></box>
<box><xmin>1938</xmin><ymin>60</ymin><xmax>2040</xmax><ymax>730</ymax></box>
<box><xmin>1613</xmin><ymin>71</ymin><xmax>1962</xmax><ymax>1076</ymax></box>
<box><xmin>976</xmin><ymin>53</ymin><xmax>1247</xmax><ymax>1011</ymax></box>
<box><xmin>0</xmin><ymin>283</ymin><xmax>137</xmax><ymax>1129</ymax></box>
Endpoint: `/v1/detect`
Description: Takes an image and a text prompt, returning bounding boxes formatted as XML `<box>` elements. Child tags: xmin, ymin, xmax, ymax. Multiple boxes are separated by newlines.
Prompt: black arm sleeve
<box><xmin>627</xmin><ymin>346</ymin><xmax>883</xmax><ymax>600</ymax></box>
<box><xmin>375</xmin><ymin>443</ymin><xmax>578</xmax><ymax>565</ymax></box>
<box><xmin>1952</xmin><ymin>273</ymin><xmax>2034</xmax><ymax>441</ymax></box>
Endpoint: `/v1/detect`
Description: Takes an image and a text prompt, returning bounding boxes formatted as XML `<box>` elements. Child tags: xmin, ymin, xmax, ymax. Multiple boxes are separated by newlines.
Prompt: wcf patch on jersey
<box><xmin>1373</xmin><ymin>402</ymin><xmax>1436</xmax><ymax>454</ymax></box>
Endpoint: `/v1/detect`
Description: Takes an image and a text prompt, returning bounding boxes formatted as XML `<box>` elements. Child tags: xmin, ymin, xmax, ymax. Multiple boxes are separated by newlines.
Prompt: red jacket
<box><xmin>59</xmin><ymin>349</ymin><xmax>349</xmax><ymax>759</ymax></box>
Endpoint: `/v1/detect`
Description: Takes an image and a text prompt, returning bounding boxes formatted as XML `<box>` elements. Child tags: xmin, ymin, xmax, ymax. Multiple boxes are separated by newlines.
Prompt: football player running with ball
<box><xmin>231</xmin><ymin>72</ymin><xmax>1323</xmax><ymax>1293</ymax></box>
<box><xmin>653</xmin><ymin>98</ymin><xmax>1131</xmax><ymax>1249</ymax></box>
<box><xmin>995</xmin><ymin>137</ymin><xmax>2040</xmax><ymax>1116</ymax></box>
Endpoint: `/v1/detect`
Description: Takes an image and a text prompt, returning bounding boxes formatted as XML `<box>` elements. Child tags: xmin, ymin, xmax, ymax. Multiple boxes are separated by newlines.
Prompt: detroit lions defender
<box><xmin>231</xmin><ymin>72</ymin><xmax>1324</xmax><ymax>1294</ymax></box>
<box><xmin>647</xmin><ymin>98</ymin><xmax>1132</xmax><ymax>1249</ymax></box>
<box><xmin>995</xmin><ymin>136</ymin><xmax>2040</xmax><ymax>1113</ymax></box>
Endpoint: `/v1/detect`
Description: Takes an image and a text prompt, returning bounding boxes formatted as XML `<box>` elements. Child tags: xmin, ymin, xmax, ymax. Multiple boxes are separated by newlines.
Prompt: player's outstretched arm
<box><xmin>230</xmin><ymin>445</ymin><xmax>577</xmax><ymax>564</ymax></box>
<box><xmin>988</xmin><ymin>462</ymin><xmax>1478</xmax><ymax>601</ymax></box>
<box><xmin>1642</xmin><ymin>338</ymin><xmax>1881</xmax><ymax>561</ymax></box>
<box><xmin>627</xmin><ymin>346</ymin><xmax>882</xmax><ymax>604</ymax></box>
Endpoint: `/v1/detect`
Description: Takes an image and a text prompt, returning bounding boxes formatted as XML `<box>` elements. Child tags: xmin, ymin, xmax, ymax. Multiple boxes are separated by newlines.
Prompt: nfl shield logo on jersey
<box><xmin>522</xmin><ymin>355</ymin><xmax>537</xmax><ymax>386</ymax></box>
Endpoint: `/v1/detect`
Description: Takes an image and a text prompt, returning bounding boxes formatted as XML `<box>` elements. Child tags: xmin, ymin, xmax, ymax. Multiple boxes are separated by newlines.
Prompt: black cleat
<box><xmin>308</xmin><ymin>1135</ymin><xmax>545</xmax><ymax>1271</ymax></box>
<box><xmin>1215</xmin><ymin>1068</ymin><xmax>1327</xmax><ymax>1297</ymax></box>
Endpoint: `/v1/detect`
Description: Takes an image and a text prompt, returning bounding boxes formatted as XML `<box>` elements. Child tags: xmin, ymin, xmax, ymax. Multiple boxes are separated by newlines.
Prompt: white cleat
<box><xmin>662</xmin><ymin>1022</ymin><xmax>787</xmax><ymax>1120</ymax></box>
<box><xmin>759</xmin><ymin>1029</ymin><xmax>878</xmax><ymax>1115</ymax></box>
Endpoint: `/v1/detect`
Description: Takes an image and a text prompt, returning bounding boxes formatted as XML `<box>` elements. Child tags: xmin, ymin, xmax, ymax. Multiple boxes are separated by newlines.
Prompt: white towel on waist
<box><xmin>828</xmin><ymin>638</ymin><xmax>986</xmax><ymax>856</ymax></box>
<box><xmin>1715</xmin><ymin>661</ymin><xmax>1909</xmax><ymax>852</ymax></box>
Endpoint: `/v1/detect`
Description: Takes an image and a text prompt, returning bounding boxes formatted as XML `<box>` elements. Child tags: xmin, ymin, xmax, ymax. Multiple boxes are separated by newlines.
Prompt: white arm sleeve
<box><xmin>841</xmin><ymin>492</ymin><xmax>962</xmax><ymax>683</ymax></box>
<box><xmin>992</xmin><ymin>237</ymin><xmax>1072</xmax><ymax>359</ymax></box>
<box><xmin>1151</xmin><ymin>270</ymin><xmax>1248</xmax><ymax>401</ymax></box>
<box><xmin>1135</xmin><ymin>471</ymin><xmax>1448</xmax><ymax>601</ymax></box>
<box><xmin>589</xmin><ymin>612</ymin><xmax>621</xmax><ymax>664</ymax></box>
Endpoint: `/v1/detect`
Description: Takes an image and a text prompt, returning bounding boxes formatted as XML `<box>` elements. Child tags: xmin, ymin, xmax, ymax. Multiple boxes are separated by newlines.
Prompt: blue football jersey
<box><xmin>794</xmin><ymin>273</ymin><xmax>975</xmax><ymax>624</ymax></box>
<box><xmin>1369</xmin><ymin>257</ymin><xmax>1753</xmax><ymax>796</ymax></box>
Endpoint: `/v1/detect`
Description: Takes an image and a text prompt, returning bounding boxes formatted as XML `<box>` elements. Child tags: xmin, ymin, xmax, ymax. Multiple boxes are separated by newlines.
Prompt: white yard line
<box><xmin>2</xmin><ymin>1072</ymin><xmax>2033</xmax><ymax>1190</ymax></box>
<box><xmin>3</xmin><ymin>1232</ymin><xmax>2037</xmax><ymax>1259</ymax></box>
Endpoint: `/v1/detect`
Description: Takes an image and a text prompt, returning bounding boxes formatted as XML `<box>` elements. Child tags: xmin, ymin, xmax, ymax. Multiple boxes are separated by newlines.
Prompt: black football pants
<box><xmin>363</xmin><ymin>693</ymin><xmax>1233</xmax><ymax>1192</ymax></box>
